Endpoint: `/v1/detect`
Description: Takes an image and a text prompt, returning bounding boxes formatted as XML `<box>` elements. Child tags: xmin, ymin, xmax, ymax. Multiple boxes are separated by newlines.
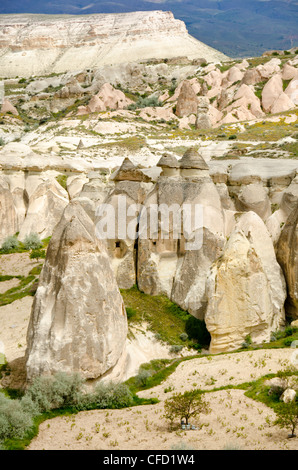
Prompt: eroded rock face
<box><xmin>18</xmin><ymin>178</ymin><xmax>69</xmax><ymax>241</ymax></box>
<box><xmin>0</xmin><ymin>181</ymin><xmax>18</xmax><ymax>245</ymax></box>
<box><xmin>175</xmin><ymin>80</ymin><xmax>198</xmax><ymax>118</ymax></box>
<box><xmin>277</xmin><ymin>204</ymin><xmax>298</xmax><ymax>319</ymax></box>
<box><xmin>25</xmin><ymin>201</ymin><xmax>128</xmax><ymax>382</ymax></box>
<box><xmin>205</xmin><ymin>212</ymin><xmax>286</xmax><ymax>353</ymax></box>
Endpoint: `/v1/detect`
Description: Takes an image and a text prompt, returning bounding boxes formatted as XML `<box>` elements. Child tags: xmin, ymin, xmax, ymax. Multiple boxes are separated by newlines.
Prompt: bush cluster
<box><xmin>23</xmin><ymin>233</ymin><xmax>42</xmax><ymax>251</ymax></box>
<box><xmin>1</xmin><ymin>235</ymin><xmax>20</xmax><ymax>253</ymax></box>
<box><xmin>0</xmin><ymin>372</ymin><xmax>133</xmax><ymax>447</ymax></box>
<box><xmin>127</xmin><ymin>95</ymin><xmax>162</xmax><ymax>110</ymax></box>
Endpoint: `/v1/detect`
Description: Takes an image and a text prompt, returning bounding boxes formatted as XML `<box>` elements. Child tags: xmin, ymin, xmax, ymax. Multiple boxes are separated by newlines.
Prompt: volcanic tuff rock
<box><xmin>25</xmin><ymin>201</ymin><xmax>127</xmax><ymax>382</ymax></box>
<box><xmin>0</xmin><ymin>11</ymin><xmax>228</xmax><ymax>77</ymax></box>
<box><xmin>205</xmin><ymin>211</ymin><xmax>286</xmax><ymax>353</ymax></box>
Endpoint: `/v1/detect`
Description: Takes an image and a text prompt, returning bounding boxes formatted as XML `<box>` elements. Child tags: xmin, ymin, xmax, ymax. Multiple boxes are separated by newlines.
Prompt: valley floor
<box><xmin>27</xmin><ymin>353</ymin><xmax>296</xmax><ymax>450</ymax></box>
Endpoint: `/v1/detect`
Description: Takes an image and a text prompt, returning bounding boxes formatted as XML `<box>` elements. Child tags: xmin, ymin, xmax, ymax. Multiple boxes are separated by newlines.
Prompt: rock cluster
<box><xmin>94</xmin><ymin>149</ymin><xmax>288</xmax><ymax>353</ymax></box>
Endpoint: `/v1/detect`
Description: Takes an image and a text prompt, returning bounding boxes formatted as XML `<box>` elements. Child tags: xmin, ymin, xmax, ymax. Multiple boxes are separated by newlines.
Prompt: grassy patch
<box><xmin>101</xmin><ymin>136</ymin><xmax>147</xmax><ymax>152</ymax></box>
<box><xmin>121</xmin><ymin>285</ymin><xmax>208</xmax><ymax>350</ymax></box>
<box><xmin>55</xmin><ymin>174</ymin><xmax>68</xmax><ymax>190</ymax></box>
<box><xmin>0</xmin><ymin>273</ymin><xmax>37</xmax><ymax>306</ymax></box>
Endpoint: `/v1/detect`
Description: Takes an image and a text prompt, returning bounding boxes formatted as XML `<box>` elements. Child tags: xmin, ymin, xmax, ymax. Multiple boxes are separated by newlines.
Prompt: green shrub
<box><xmin>0</xmin><ymin>393</ymin><xmax>33</xmax><ymax>442</ymax></box>
<box><xmin>25</xmin><ymin>372</ymin><xmax>85</xmax><ymax>412</ymax></box>
<box><xmin>23</xmin><ymin>233</ymin><xmax>42</xmax><ymax>251</ymax></box>
<box><xmin>285</xmin><ymin>326</ymin><xmax>296</xmax><ymax>337</ymax></box>
<box><xmin>1</xmin><ymin>235</ymin><xmax>20</xmax><ymax>252</ymax></box>
<box><xmin>55</xmin><ymin>174</ymin><xmax>68</xmax><ymax>190</ymax></box>
<box><xmin>0</xmin><ymin>138</ymin><xmax>5</xmax><ymax>147</ymax></box>
<box><xmin>170</xmin><ymin>345</ymin><xmax>183</xmax><ymax>354</ymax></box>
<box><xmin>179</xmin><ymin>333</ymin><xmax>188</xmax><ymax>342</ymax></box>
<box><xmin>127</xmin><ymin>95</ymin><xmax>162</xmax><ymax>110</ymax></box>
<box><xmin>283</xmin><ymin>338</ymin><xmax>294</xmax><ymax>347</ymax></box>
<box><xmin>90</xmin><ymin>382</ymin><xmax>133</xmax><ymax>409</ymax></box>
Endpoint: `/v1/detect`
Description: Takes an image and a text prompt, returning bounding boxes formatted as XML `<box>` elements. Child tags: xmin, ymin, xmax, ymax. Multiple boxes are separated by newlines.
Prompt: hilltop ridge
<box><xmin>0</xmin><ymin>11</ymin><xmax>228</xmax><ymax>77</ymax></box>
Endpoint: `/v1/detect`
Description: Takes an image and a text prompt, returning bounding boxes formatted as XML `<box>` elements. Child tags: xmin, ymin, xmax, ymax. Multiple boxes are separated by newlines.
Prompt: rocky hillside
<box><xmin>0</xmin><ymin>42</ymin><xmax>297</xmax><ymax>384</ymax></box>
<box><xmin>0</xmin><ymin>11</ymin><xmax>228</xmax><ymax>77</ymax></box>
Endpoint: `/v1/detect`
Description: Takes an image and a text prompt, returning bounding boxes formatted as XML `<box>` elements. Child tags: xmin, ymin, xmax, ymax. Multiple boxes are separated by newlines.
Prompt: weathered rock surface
<box><xmin>25</xmin><ymin>201</ymin><xmax>127</xmax><ymax>382</ymax></box>
<box><xmin>175</xmin><ymin>80</ymin><xmax>198</xmax><ymax>118</ymax></box>
<box><xmin>205</xmin><ymin>211</ymin><xmax>286</xmax><ymax>353</ymax></box>
<box><xmin>276</xmin><ymin>204</ymin><xmax>298</xmax><ymax>318</ymax></box>
<box><xmin>77</xmin><ymin>83</ymin><xmax>133</xmax><ymax>115</ymax></box>
<box><xmin>0</xmin><ymin>181</ymin><xmax>18</xmax><ymax>244</ymax></box>
<box><xmin>18</xmin><ymin>178</ymin><xmax>69</xmax><ymax>241</ymax></box>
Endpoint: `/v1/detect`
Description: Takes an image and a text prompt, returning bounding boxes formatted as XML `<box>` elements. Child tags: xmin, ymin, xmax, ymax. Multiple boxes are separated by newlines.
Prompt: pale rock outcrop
<box><xmin>78</xmin><ymin>83</ymin><xmax>133</xmax><ymax>115</ymax></box>
<box><xmin>97</xmin><ymin>158</ymin><xmax>154</xmax><ymax>289</ymax></box>
<box><xmin>205</xmin><ymin>211</ymin><xmax>286</xmax><ymax>353</ymax></box>
<box><xmin>223</xmin><ymin>66</ymin><xmax>244</xmax><ymax>85</ymax></box>
<box><xmin>0</xmin><ymin>181</ymin><xmax>18</xmax><ymax>245</ymax></box>
<box><xmin>262</xmin><ymin>74</ymin><xmax>295</xmax><ymax>113</ymax></box>
<box><xmin>66</xmin><ymin>175</ymin><xmax>89</xmax><ymax>200</ymax></box>
<box><xmin>256</xmin><ymin>58</ymin><xmax>281</xmax><ymax>80</ymax></box>
<box><xmin>25</xmin><ymin>201</ymin><xmax>128</xmax><ymax>382</ymax></box>
<box><xmin>0</xmin><ymin>99</ymin><xmax>18</xmax><ymax>116</ymax></box>
<box><xmin>175</xmin><ymin>81</ymin><xmax>198</xmax><ymax>117</ymax></box>
<box><xmin>137</xmin><ymin>148</ymin><xmax>226</xmax><ymax>320</ymax></box>
<box><xmin>261</xmin><ymin>74</ymin><xmax>283</xmax><ymax>112</ymax></box>
<box><xmin>18</xmin><ymin>178</ymin><xmax>69</xmax><ymax>241</ymax></box>
<box><xmin>284</xmin><ymin>77</ymin><xmax>298</xmax><ymax>105</ymax></box>
<box><xmin>280</xmin><ymin>389</ymin><xmax>296</xmax><ymax>403</ymax></box>
<box><xmin>75</xmin><ymin>172</ymin><xmax>114</xmax><ymax>222</ymax></box>
<box><xmin>236</xmin><ymin>183</ymin><xmax>271</xmax><ymax>220</ymax></box>
<box><xmin>242</xmin><ymin>68</ymin><xmax>262</xmax><ymax>86</ymax></box>
<box><xmin>195</xmin><ymin>97</ymin><xmax>212</xmax><ymax>129</ymax></box>
<box><xmin>264</xmin><ymin>175</ymin><xmax>298</xmax><ymax>243</ymax></box>
<box><xmin>282</xmin><ymin>63</ymin><xmax>298</xmax><ymax>80</ymax></box>
<box><xmin>276</xmin><ymin>204</ymin><xmax>298</xmax><ymax>319</ymax></box>
<box><xmin>232</xmin><ymin>84</ymin><xmax>264</xmax><ymax>118</ymax></box>
<box><xmin>204</xmin><ymin>69</ymin><xmax>223</xmax><ymax>89</ymax></box>
<box><xmin>217</xmin><ymin>87</ymin><xmax>235</xmax><ymax>111</ymax></box>
<box><xmin>139</xmin><ymin>106</ymin><xmax>177</xmax><ymax>123</ymax></box>
<box><xmin>270</xmin><ymin>92</ymin><xmax>295</xmax><ymax>114</ymax></box>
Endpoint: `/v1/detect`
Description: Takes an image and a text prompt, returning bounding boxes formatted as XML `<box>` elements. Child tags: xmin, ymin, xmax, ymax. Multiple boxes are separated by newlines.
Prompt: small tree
<box><xmin>164</xmin><ymin>389</ymin><xmax>210</xmax><ymax>428</ymax></box>
<box><xmin>30</xmin><ymin>249</ymin><xmax>46</xmax><ymax>262</ymax></box>
<box><xmin>274</xmin><ymin>401</ymin><xmax>298</xmax><ymax>438</ymax></box>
